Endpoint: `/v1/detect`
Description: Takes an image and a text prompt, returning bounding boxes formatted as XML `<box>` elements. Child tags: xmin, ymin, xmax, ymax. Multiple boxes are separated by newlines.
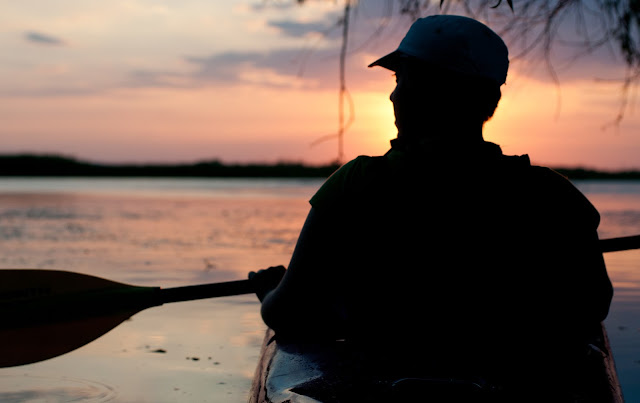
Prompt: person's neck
<box><xmin>398</xmin><ymin>121</ymin><xmax>484</xmax><ymax>144</ymax></box>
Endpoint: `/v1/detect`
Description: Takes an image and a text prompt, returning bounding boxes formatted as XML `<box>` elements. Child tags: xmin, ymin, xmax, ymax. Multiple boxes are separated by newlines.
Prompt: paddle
<box><xmin>0</xmin><ymin>270</ymin><xmax>255</xmax><ymax>368</ymax></box>
<box><xmin>1</xmin><ymin>234</ymin><xmax>639</xmax><ymax>368</ymax></box>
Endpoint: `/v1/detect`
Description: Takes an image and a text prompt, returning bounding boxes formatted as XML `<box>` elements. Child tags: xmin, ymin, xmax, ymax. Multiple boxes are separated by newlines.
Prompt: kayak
<box><xmin>248</xmin><ymin>323</ymin><xmax>624</xmax><ymax>402</ymax></box>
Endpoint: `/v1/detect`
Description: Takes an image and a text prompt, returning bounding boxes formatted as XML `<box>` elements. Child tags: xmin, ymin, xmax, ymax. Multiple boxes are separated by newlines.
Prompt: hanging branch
<box><xmin>291</xmin><ymin>0</ymin><xmax>640</xmax><ymax>159</ymax></box>
<box><xmin>310</xmin><ymin>0</ymin><xmax>354</xmax><ymax>164</ymax></box>
<box><xmin>440</xmin><ymin>0</ymin><xmax>513</xmax><ymax>10</ymax></box>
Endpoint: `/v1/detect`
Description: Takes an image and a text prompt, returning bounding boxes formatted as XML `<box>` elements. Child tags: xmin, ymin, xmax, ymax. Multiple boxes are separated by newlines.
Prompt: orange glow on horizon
<box><xmin>1</xmin><ymin>66</ymin><xmax>639</xmax><ymax>170</ymax></box>
<box><xmin>483</xmin><ymin>69</ymin><xmax>638</xmax><ymax>170</ymax></box>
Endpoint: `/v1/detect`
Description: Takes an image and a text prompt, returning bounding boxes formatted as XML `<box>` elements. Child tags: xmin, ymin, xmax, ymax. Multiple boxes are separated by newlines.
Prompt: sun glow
<box><xmin>482</xmin><ymin>68</ymin><xmax>639</xmax><ymax>170</ymax></box>
<box><xmin>2</xmin><ymin>1</ymin><xmax>640</xmax><ymax>170</ymax></box>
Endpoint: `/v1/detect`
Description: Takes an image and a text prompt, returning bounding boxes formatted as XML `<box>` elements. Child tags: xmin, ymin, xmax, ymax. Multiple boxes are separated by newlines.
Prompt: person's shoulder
<box><xmin>324</xmin><ymin>155</ymin><xmax>383</xmax><ymax>188</ymax></box>
<box><xmin>527</xmin><ymin>165</ymin><xmax>600</xmax><ymax>226</ymax></box>
<box><xmin>527</xmin><ymin>165</ymin><xmax>579</xmax><ymax>191</ymax></box>
<box><xmin>310</xmin><ymin>155</ymin><xmax>386</xmax><ymax>208</ymax></box>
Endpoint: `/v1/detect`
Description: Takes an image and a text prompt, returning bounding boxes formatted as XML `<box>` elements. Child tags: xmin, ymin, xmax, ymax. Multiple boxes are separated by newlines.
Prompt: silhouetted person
<box><xmin>250</xmin><ymin>15</ymin><xmax>613</xmax><ymax>399</ymax></box>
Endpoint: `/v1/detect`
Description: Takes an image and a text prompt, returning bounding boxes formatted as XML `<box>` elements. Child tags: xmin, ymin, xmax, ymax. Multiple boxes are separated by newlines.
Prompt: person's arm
<box><xmin>535</xmin><ymin>168</ymin><xmax>614</xmax><ymax>328</ymax></box>
<box><xmin>253</xmin><ymin>207</ymin><xmax>347</xmax><ymax>340</ymax></box>
<box><xmin>251</xmin><ymin>157</ymin><xmax>370</xmax><ymax>339</ymax></box>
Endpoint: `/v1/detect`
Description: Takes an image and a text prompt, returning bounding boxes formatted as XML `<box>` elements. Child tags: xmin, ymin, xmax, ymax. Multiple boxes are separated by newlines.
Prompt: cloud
<box><xmin>250</xmin><ymin>1</ymin><xmax>298</xmax><ymax>12</ymax></box>
<box><xmin>267</xmin><ymin>18</ymin><xmax>338</xmax><ymax>38</ymax></box>
<box><xmin>268</xmin><ymin>19</ymin><xmax>333</xmax><ymax>37</ymax></box>
<box><xmin>123</xmin><ymin>23</ymin><xmax>396</xmax><ymax>93</ymax></box>
<box><xmin>184</xmin><ymin>49</ymin><xmax>319</xmax><ymax>88</ymax></box>
<box><xmin>120</xmin><ymin>43</ymin><xmax>349</xmax><ymax>92</ymax></box>
<box><xmin>24</xmin><ymin>31</ymin><xmax>65</xmax><ymax>46</ymax></box>
<box><xmin>165</xmin><ymin>6</ymin><xmax>399</xmax><ymax>91</ymax></box>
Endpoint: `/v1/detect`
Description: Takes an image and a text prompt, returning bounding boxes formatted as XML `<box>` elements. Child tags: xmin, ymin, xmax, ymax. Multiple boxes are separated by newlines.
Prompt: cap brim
<box><xmin>368</xmin><ymin>50</ymin><xmax>405</xmax><ymax>71</ymax></box>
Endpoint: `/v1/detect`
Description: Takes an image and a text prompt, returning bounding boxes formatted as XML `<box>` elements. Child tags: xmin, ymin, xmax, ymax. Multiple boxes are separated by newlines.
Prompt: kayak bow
<box><xmin>249</xmin><ymin>323</ymin><xmax>624</xmax><ymax>402</ymax></box>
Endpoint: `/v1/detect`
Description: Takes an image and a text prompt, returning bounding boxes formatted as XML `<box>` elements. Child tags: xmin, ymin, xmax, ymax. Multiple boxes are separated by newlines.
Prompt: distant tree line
<box><xmin>554</xmin><ymin>167</ymin><xmax>640</xmax><ymax>181</ymax></box>
<box><xmin>0</xmin><ymin>155</ymin><xmax>340</xmax><ymax>178</ymax></box>
<box><xmin>0</xmin><ymin>154</ymin><xmax>638</xmax><ymax>180</ymax></box>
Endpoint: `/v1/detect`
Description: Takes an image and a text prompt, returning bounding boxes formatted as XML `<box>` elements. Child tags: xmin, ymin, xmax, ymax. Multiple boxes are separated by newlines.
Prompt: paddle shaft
<box><xmin>600</xmin><ymin>234</ymin><xmax>640</xmax><ymax>253</ymax></box>
<box><xmin>160</xmin><ymin>279</ymin><xmax>255</xmax><ymax>304</ymax></box>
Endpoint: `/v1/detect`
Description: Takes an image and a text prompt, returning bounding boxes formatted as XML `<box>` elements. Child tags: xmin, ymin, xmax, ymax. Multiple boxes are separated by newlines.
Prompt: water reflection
<box><xmin>0</xmin><ymin>178</ymin><xmax>637</xmax><ymax>402</ymax></box>
<box><xmin>0</xmin><ymin>374</ymin><xmax>117</xmax><ymax>403</ymax></box>
<box><xmin>577</xmin><ymin>181</ymin><xmax>640</xmax><ymax>402</ymax></box>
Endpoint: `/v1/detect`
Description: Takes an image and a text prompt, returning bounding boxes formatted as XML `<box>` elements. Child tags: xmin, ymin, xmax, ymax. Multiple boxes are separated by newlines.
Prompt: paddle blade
<box><xmin>0</xmin><ymin>311</ymin><xmax>135</xmax><ymax>367</ymax></box>
<box><xmin>0</xmin><ymin>269</ymin><xmax>160</xmax><ymax>367</ymax></box>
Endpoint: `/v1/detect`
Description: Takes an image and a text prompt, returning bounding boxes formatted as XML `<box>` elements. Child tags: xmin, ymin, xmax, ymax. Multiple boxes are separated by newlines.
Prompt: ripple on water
<box><xmin>0</xmin><ymin>374</ymin><xmax>117</xmax><ymax>402</ymax></box>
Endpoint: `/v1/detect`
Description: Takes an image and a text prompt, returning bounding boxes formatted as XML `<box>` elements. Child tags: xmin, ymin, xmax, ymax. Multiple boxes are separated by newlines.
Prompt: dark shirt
<box><xmin>308</xmin><ymin>140</ymin><xmax>613</xmax><ymax>372</ymax></box>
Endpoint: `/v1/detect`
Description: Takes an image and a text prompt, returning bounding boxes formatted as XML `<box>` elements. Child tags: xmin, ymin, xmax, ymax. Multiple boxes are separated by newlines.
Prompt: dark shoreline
<box><xmin>553</xmin><ymin>168</ymin><xmax>640</xmax><ymax>180</ymax></box>
<box><xmin>0</xmin><ymin>154</ymin><xmax>639</xmax><ymax>180</ymax></box>
<box><xmin>0</xmin><ymin>155</ymin><xmax>340</xmax><ymax>178</ymax></box>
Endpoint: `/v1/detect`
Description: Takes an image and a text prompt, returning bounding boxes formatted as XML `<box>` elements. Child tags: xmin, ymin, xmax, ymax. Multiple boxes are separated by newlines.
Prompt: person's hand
<box><xmin>248</xmin><ymin>265</ymin><xmax>286</xmax><ymax>302</ymax></box>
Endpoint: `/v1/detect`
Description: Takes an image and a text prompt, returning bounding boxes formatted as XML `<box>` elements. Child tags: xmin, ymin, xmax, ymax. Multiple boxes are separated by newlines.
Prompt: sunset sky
<box><xmin>1</xmin><ymin>0</ymin><xmax>640</xmax><ymax>170</ymax></box>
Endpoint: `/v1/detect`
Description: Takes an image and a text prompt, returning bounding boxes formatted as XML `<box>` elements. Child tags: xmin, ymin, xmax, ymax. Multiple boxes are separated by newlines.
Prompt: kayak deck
<box><xmin>249</xmin><ymin>324</ymin><xmax>624</xmax><ymax>402</ymax></box>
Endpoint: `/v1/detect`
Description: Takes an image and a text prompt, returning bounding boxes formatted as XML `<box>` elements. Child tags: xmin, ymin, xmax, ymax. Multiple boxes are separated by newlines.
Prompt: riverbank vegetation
<box><xmin>0</xmin><ymin>154</ymin><xmax>638</xmax><ymax>180</ymax></box>
<box><xmin>0</xmin><ymin>155</ymin><xmax>340</xmax><ymax>178</ymax></box>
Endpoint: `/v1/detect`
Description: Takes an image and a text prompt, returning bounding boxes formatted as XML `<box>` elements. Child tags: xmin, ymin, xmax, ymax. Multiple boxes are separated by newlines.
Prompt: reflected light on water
<box><xmin>1</xmin><ymin>298</ymin><xmax>266</xmax><ymax>402</ymax></box>
<box><xmin>0</xmin><ymin>178</ymin><xmax>638</xmax><ymax>402</ymax></box>
<box><xmin>0</xmin><ymin>374</ymin><xmax>117</xmax><ymax>403</ymax></box>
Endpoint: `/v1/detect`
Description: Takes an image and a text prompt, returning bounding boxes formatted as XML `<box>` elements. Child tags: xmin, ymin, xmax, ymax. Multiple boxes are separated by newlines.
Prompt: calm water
<box><xmin>0</xmin><ymin>177</ymin><xmax>637</xmax><ymax>402</ymax></box>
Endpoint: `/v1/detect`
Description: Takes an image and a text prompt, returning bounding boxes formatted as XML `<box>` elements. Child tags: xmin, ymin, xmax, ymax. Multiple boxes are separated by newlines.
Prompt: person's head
<box><xmin>369</xmin><ymin>15</ymin><xmax>509</xmax><ymax>140</ymax></box>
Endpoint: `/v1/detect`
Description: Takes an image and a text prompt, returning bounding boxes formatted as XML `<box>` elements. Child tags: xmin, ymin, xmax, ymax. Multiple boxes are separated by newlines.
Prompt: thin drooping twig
<box><xmin>337</xmin><ymin>0</ymin><xmax>351</xmax><ymax>163</ymax></box>
<box><xmin>310</xmin><ymin>0</ymin><xmax>355</xmax><ymax>163</ymax></box>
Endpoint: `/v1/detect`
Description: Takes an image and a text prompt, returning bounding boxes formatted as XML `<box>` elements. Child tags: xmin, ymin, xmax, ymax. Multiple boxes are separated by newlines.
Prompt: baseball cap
<box><xmin>368</xmin><ymin>15</ymin><xmax>509</xmax><ymax>85</ymax></box>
